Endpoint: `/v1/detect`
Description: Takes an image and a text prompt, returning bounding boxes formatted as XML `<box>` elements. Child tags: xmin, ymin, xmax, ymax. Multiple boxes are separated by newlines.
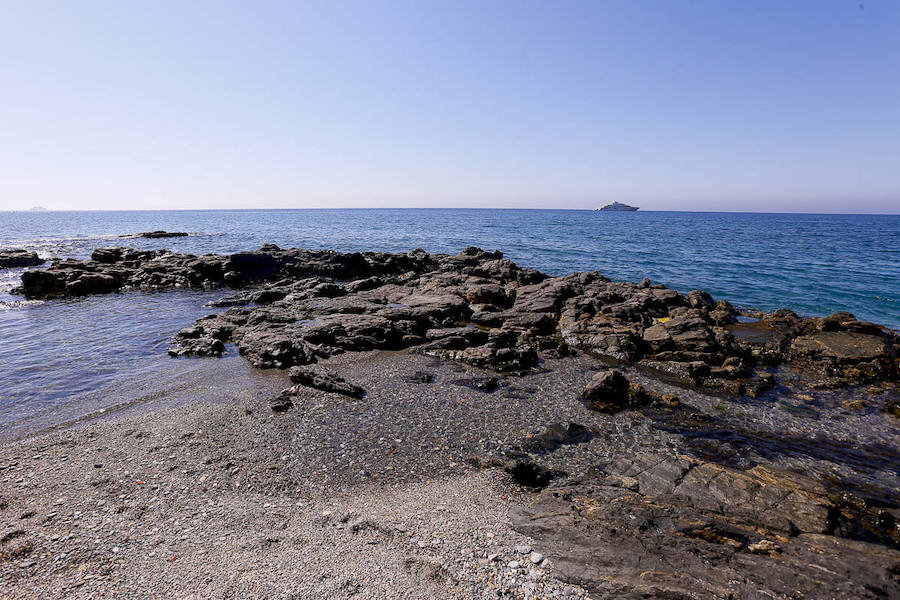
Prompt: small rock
<box><xmin>747</xmin><ymin>540</ymin><xmax>781</xmax><ymax>555</ymax></box>
<box><xmin>269</xmin><ymin>394</ymin><xmax>294</xmax><ymax>412</ymax></box>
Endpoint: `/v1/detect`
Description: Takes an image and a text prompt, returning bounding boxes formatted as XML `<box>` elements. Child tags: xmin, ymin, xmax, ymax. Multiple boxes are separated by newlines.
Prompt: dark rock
<box><xmin>687</xmin><ymin>289</ymin><xmax>715</xmax><ymax>309</ymax></box>
<box><xmin>510</xmin><ymin>453</ymin><xmax>900</xmax><ymax>599</ymax></box>
<box><xmin>639</xmin><ymin>359</ymin><xmax>711</xmax><ymax>383</ymax></box>
<box><xmin>885</xmin><ymin>397</ymin><xmax>900</xmax><ymax>418</ymax></box>
<box><xmin>521</xmin><ymin>422</ymin><xmax>594</xmax><ymax>453</ymax></box>
<box><xmin>238</xmin><ymin>331</ymin><xmax>318</xmax><ymax>369</ymax></box>
<box><xmin>0</xmin><ymin>250</ymin><xmax>43</xmax><ymax>268</ymax></box>
<box><xmin>66</xmin><ymin>272</ymin><xmax>121</xmax><ymax>296</ymax></box>
<box><xmin>17</xmin><ymin>243</ymin><xmax>899</xmax><ymax>390</ymax></box>
<box><xmin>19</xmin><ymin>270</ymin><xmax>66</xmax><ymax>297</ymax></box>
<box><xmin>790</xmin><ymin>331</ymin><xmax>897</xmax><ymax>380</ymax></box>
<box><xmin>126</xmin><ymin>231</ymin><xmax>189</xmax><ymax>238</ymax></box>
<box><xmin>580</xmin><ymin>369</ymin><xmax>630</xmax><ymax>409</ymax></box>
<box><xmin>580</xmin><ymin>369</ymin><xmax>655</xmax><ymax>412</ymax></box>
<box><xmin>288</xmin><ymin>366</ymin><xmax>365</xmax><ymax>399</ymax></box>
<box><xmin>452</xmin><ymin>377</ymin><xmax>499</xmax><ymax>392</ymax></box>
<box><xmin>479</xmin><ymin>455</ymin><xmax>561</xmax><ymax>489</ymax></box>
<box><xmin>405</xmin><ymin>371</ymin><xmax>434</xmax><ymax>384</ymax></box>
<box><xmin>269</xmin><ymin>394</ymin><xmax>293</xmax><ymax>412</ymax></box>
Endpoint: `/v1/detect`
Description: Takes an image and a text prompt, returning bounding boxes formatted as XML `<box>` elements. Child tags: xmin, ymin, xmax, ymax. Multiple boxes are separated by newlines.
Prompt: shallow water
<box><xmin>0</xmin><ymin>209</ymin><xmax>898</xmax><ymax>426</ymax></box>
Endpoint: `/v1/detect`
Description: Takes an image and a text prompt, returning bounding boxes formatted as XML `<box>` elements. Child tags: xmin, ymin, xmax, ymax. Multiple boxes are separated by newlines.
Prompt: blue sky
<box><xmin>1</xmin><ymin>0</ymin><xmax>898</xmax><ymax>212</ymax></box>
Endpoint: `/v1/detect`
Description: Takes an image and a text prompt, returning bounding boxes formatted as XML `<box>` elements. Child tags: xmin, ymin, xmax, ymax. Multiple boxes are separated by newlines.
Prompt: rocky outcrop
<box><xmin>16</xmin><ymin>245</ymin><xmax>900</xmax><ymax>390</ymax></box>
<box><xmin>0</xmin><ymin>249</ymin><xmax>44</xmax><ymax>269</ymax></box>
<box><xmin>510</xmin><ymin>453</ymin><xmax>900</xmax><ymax>599</ymax></box>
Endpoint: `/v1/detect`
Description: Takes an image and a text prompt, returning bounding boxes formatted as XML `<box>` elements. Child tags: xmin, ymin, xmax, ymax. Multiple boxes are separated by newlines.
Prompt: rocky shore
<box><xmin>3</xmin><ymin>245</ymin><xmax>899</xmax><ymax>599</ymax></box>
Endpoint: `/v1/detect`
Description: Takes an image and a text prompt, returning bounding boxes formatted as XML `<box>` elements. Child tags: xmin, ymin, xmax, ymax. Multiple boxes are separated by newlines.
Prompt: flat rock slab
<box><xmin>791</xmin><ymin>331</ymin><xmax>894</xmax><ymax>362</ymax></box>
<box><xmin>511</xmin><ymin>452</ymin><xmax>900</xmax><ymax>599</ymax></box>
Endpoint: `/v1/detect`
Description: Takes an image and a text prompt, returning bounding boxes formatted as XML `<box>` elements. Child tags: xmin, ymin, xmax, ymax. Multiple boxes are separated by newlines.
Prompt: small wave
<box><xmin>0</xmin><ymin>299</ymin><xmax>44</xmax><ymax>311</ymax></box>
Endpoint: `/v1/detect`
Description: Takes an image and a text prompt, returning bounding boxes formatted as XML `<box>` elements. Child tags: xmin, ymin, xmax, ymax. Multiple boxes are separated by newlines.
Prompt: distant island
<box><xmin>29</xmin><ymin>206</ymin><xmax>48</xmax><ymax>211</ymax></box>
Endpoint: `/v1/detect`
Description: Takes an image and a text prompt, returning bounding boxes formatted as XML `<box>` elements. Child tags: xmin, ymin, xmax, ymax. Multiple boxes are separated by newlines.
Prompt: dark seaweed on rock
<box><xmin>14</xmin><ymin>244</ymin><xmax>900</xmax><ymax>391</ymax></box>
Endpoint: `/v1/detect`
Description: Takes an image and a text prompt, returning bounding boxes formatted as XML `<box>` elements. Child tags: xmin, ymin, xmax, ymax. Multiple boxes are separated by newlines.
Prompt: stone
<box><xmin>580</xmin><ymin>370</ymin><xmax>649</xmax><ymax>412</ymax></box>
<box><xmin>288</xmin><ymin>366</ymin><xmax>365</xmax><ymax>399</ymax></box>
<box><xmin>0</xmin><ymin>249</ymin><xmax>44</xmax><ymax>268</ymax></box>
<box><xmin>125</xmin><ymin>231</ymin><xmax>190</xmax><ymax>238</ymax></box>
<box><xmin>521</xmin><ymin>422</ymin><xmax>593</xmax><ymax>454</ymax></box>
<box><xmin>269</xmin><ymin>394</ymin><xmax>293</xmax><ymax>412</ymax></box>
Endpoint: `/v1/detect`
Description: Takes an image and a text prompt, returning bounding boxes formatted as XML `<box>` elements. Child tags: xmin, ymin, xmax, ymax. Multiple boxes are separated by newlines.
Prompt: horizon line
<box><xmin>3</xmin><ymin>207</ymin><xmax>899</xmax><ymax>216</ymax></box>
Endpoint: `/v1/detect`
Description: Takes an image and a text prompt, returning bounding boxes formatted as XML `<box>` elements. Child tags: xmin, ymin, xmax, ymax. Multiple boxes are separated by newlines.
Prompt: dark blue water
<box><xmin>1</xmin><ymin>209</ymin><xmax>898</xmax><ymax>430</ymax></box>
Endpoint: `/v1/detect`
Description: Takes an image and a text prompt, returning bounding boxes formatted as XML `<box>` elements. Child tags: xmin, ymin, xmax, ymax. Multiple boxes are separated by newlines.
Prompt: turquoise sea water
<box><xmin>0</xmin><ymin>209</ymin><xmax>898</xmax><ymax>424</ymax></box>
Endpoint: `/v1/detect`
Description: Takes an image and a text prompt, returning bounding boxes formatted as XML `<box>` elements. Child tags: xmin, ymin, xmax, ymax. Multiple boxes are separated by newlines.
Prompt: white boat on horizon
<box><xmin>596</xmin><ymin>202</ymin><xmax>639</xmax><ymax>212</ymax></box>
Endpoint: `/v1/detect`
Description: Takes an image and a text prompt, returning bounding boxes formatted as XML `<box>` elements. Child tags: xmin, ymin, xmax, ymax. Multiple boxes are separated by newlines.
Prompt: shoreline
<box><xmin>2</xmin><ymin>351</ymin><xmax>898</xmax><ymax>598</ymax></box>
<box><xmin>2</xmin><ymin>244</ymin><xmax>899</xmax><ymax>598</ymax></box>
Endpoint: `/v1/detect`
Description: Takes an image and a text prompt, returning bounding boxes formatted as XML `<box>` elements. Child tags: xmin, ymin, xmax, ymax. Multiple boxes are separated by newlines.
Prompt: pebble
<box><xmin>507</xmin><ymin>560</ymin><xmax>521</xmax><ymax>569</ymax></box>
<box><xmin>516</xmin><ymin>544</ymin><xmax>532</xmax><ymax>555</ymax></box>
<box><xmin>530</xmin><ymin>551</ymin><xmax>544</xmax><ymax>564</ymax></box>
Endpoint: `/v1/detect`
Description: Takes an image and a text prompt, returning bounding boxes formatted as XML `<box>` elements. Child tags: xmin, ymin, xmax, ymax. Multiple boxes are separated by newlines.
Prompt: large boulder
<box><xmin>19</xmin><ymin>270</ymin><xmax>67</xmax><ymax>297</ymax></box>
<box><xmin>0</xmin><ymin>249</ymin><xmax>43</xmax><ymax>268</ymax></box>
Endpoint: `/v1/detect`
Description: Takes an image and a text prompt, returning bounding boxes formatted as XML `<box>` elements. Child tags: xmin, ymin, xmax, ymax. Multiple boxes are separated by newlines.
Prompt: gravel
<box><xmin>0</xmin><ymin>351</ymin><xmax>596</xmax><ymax>599</ymax></box>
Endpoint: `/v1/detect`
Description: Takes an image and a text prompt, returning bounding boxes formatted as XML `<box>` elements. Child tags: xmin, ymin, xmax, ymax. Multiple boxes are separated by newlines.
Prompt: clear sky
<box><xmin>1</xmin><ymin>1</ymin><xmax>898</xmax><ymax>213</ymax></box>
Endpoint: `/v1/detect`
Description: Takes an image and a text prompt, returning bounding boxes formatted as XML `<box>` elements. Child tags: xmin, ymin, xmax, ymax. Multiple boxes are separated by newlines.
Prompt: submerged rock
<box><xmin>124</xmin><ymin>231</ymin><xmax>189</xmax><ymax>238</ymax></box>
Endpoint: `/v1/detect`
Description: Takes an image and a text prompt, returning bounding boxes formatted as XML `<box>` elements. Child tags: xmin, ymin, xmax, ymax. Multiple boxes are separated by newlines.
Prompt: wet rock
<box><xmin>288</xmin><ymin>366</ymin><xmax>365</xmax><ymax>398</ymax></box>
<box><xmin>168</xmin><ymin>335</ymin><xmax>225</xmax><ymax>357</ymax></box>
<box><xmin>66</xmin><ymin>272</ymin><xmax>121</xmax><ymax>296</ymax></box>
<box><xmin>687</xmin><ymin>289</ymin><xmax>715</xmax><ymax>309</ymax></box>
<box><xmin>125</xmin><ymin>231</ymin><xmax>189</xmax><ymax>238</ymax></box>
<box><xmin>521</xmin><ymin>422</ymin><xmax>594</xmax><ymax>454</ymax></box>
<box><xmin>0</xmin><ymin>249</ymin><xmax>44</xmax><ymax>268</ymax></box>
<box><xmin>18</xmin><ymin>243</ymin><xmax>899</xmax><ymax>391</ymax></box>
<box><xmin>427</xmin><ymin>345</ymin><xmax>539</xmax><ymax>373</ymax></box>
<box><xmin>19</xmin><ymin>270</ymin><xmax>67</xmax><ymax>297</ymax></box>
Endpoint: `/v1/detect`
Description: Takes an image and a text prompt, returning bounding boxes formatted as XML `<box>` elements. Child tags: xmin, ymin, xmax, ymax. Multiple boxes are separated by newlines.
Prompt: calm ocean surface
<box><xmin>1</xmin><ymin>209</ymin><xmax>898</xmax><ymax>431</ymax></box>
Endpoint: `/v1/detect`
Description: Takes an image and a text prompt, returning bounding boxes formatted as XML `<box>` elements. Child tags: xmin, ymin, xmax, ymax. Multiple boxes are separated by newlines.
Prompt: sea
<box><xmin>1</xmin><ymin>209</ymin><xmax>898</xmax><ymax>437</ymax></box>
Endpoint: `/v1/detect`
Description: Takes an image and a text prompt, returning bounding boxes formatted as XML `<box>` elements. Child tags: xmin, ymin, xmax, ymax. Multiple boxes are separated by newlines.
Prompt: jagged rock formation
<box><xmin>15</xmin><ymin>245</ymin><xmax>899</xmax><ymax>391</ymax></box>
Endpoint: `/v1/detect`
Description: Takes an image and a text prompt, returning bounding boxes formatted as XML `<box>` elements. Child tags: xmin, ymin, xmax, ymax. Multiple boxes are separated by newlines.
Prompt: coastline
<box><xmin>1</xmin><ymin>244</ymin><xmax>899</xmax><ymax>598</ymax></box>
<box><xmin>2</xmin><ymin>351</ymin><xmax>898</xmax><ymax>598</ymax></box>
